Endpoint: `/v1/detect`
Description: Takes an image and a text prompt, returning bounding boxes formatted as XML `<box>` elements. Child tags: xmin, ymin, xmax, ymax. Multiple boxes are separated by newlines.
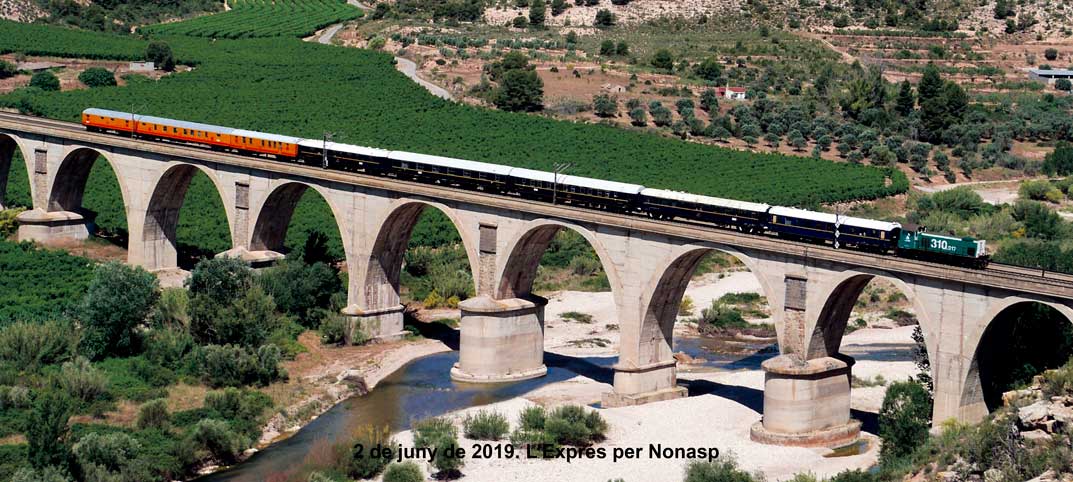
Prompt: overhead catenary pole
<box><xmin>322</xmin><ymin>131</ymin><xmax>335</xmax><ymax>169</ymax></box>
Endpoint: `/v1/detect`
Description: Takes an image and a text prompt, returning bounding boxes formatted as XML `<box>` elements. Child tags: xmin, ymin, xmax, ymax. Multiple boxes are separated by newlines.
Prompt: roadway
<box><xmin>1</xmin><ymin>111</ymin><xmax>1071</xmax><ymax>299</ymax></box>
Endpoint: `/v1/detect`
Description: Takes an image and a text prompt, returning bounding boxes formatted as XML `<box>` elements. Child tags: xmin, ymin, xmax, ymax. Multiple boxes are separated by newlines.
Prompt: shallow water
<box><xmin>199</xmin><ymin>335</ymin><xmax>777</xmax><ymax>481</ymax></box>
<box><xmin>198</xmin><ymin>351</ymin><xmax>618</xmax><ymax>481</ymax></box>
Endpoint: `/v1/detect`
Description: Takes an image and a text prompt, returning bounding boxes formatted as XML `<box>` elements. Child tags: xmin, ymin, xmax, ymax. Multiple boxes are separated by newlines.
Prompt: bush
<box><xmin>319</xmin><ymin>313</ymin><xmax>348</xmax><ymax>345</ymax></box>
<box><xmin>1019</xmin><ymin>180</ymin><xmax>1062</xmax><ymax>203</ymax></box>
<box><xmin>0</xmin><ymin>385</ymin><xmax>30</xmax><ymax>410</ymax></box>
<box><xmin>0</xmin><ymin>319</ymin><xmax>78</xmax><ymax>370</ymax></box>
<box><xmin>413</xmin><ymin>417</ymin><xmax>457</xmax><ymax>449</ymax></box>
<box><xmin>72</xmin><ymin>431</ymin><xmax>142</xmax><ymax>478</ymax></box>
<box><xmin>258</xmin><ymin>258</ymin><xmax>342</xmax><ymax>328</ymax></box>
<box><xmin>29</xmin><ymin>71</ymin><xmax>60</xmax><ymax>91</ymax></box>
<box><xmin>57</xmin><ymin>357</ymin><xmax>110</xmax><ymax>405</ymax></box>
<box><xmin>0</xmin><ymin>60</ymin><xmax>16</xmax><ymax>79</ymax></box>
<box><xmin>346</xmin><ymin>425</ymin><xmax>393</xmax><ymax>479</ymax></box>
<box><xmin>383</xmin><ymin>462</ymin><xmax>424</xmax><ymax>482</ymax></box>
<box><xmin>683</xmin><ymin>458</ymin><xmax>758</xmax><ymax>482</ymax></box>
<box><xmin>136</xmin><ymin>398</ymin><xmax>170</xmax><ymax>430</ymax></box>
<box><xmin>544</xmin><ymin>405</ymin><xmax>607</xmax><ymax>446</ymax></box>
<box><xmin>27</xmin><ymin>390</ymin><xmax>73</xmax><ymax>470</ymax></box>
<box><xmin>463</xmin><ymin>410</ymin><xmax>510</xmax><ymax>440</ymax></box>
<box><xmin>878</xmin><ymin>381</ymin><xmax>932</xmax><ymax>463</ymax></box>
<box><xmin>151</xmin><ymin>288</ymin><xmax>189</xmax><ymax>330</ymax></box>
<box><xmin>77</xmin><ymin>67</ymin><xmax>116</xmax><ymax>88</ymax></box>
<box><xmin>10</xmin><ymin>466</ymin><xmax>70</xmax><ymax>482</ymax></box>
<box><xmin>695</xmin><ymin>300</ymin><xmax>747</xmax><ymax>330</ymax></box>
<box><xmin>429</xmin><ymin>431</ymin><xmax>464</xmax><ymax>477</ymax></box>
<box><xmin>189</xmin><ymin>343</ymin><xmax>286</xmax><ymax>388</ymax></box>
<box><xmin>519</xmin><ymin>406</ymin><xmax>546</xmax><ymax>431</ymax></box>
<box><xmin>79</xmin><ymin>261</ymin><xmax>160</xmax><ymax>360</ymax></box>
<box><xmin>144</xmin><ymin>328</ymin><xmax>195</xmax><ymax>370</ymax></box>
<box><xmin>184</xmin><ymin>419</ymin><xmax>246</xmax><ymax>465</ymax></box>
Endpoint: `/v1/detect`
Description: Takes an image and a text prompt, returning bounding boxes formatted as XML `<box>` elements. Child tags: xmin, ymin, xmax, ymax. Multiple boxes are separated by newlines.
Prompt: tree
<box><xmin>28</xmin><ymin>390</ymin><xmax>73</xmax><ymax>470</ymax></box>
<box><xmin>528</xmin><ymin>0</ymin><xmax>546</xmax><ymax>27</ymax></box>
<box><xmin>895</xmin><ymin>80</ymin><xmax>915</xmax><ymax>116</ymax></box>
<box><xmin>942</xmin><ymin>81</ymin><xmax>968</xmax><ymax>122</ymax></box>
<box><xmin>1044</xmin><ymin>48</ymin><xmax>1059</xmax><ymax>61</ymax></box>
<box><xmin>29</xmin><ymin>71</ymin><xmax>60</xmax><ymax>92</ymax></box>
<box><xmin>145</xmin><ymin>41</ymin><xmax>175</xmax><ymax>72</ymax></box>
<box><xmin>1056</xmin><ymin>78</ymin><xmax>1072</xmax><ymax>92</ymax></box>
<box><xmin>833</xmin><ymin>15</ymin><xmax>849</xmax><ymax>28</ymax></box>
<box><xmin>615</xmin><ymin>41</ymin><xmax>629</xmax><ymax>56</ymax></box>
<box><xmin>550</xmin><ymin>0</ymin><xmax>567</xmax><ymax>15</ymax></box>
<box><xmin>917</xmin><ymin>64</ymin><xmax>943</xmax><ymax>104</ymax></box>
<box><xmin>694</xmin><ymin>57</ymin><xmax>723</xmax><ymax>81</ymax></box>
<box><xmin>79</xmin><ymin>262</ymin><xmax>160</xmax><ymax>360</ymax></box>
<box><xmin>593</xmin><ymin>94</ymin><xmax>617</xmax><ymax>117</ymax></box>
<box><xmin>512</xmin><ymin>15</ymin><xmax>527</xmax><ymax>28</ymax></box>
<box><xmin>878</xmin><ymin>381</ymin><xmax>932</xmax><ymax>463</ymax></box>
<box><xmin>599</xmin><ymin>40</ymin><xmax>615</xmax><ymax>56</ymax></box>
<box><xmin>650</xmin><ymin>49</ymin><xmax>674</xmax><ymax>72</ymax></box>
<box><xmin>628</xmin><ymin>107</ymin><xmax>647</xmax><ymax>126</ymax></box>
<box><xmin>493</xmin><ymin>69</ymin><xmax>544</xmax><ymax>112</ymax></box>
<box><xmin>651</xmin><ymin>106</ymin><xmax>672</xmax><ymax>127</ymax></box>
<box><xmin>700</xmin><ymin>89</ymin><xmax>719</xmax><ymax>112</ymax></box>
<box><xmin>259</xmin><ymin>258</ymin><xmax>342</xmax><ymax>328</ymax></box>
<box><xmin>994</xmin><ymin>0</ymin><xmax>1011</xmax><ymax>19</ymax></box>
<box><xmin>78</xmin><ymin>67</ymin><xmax>116</xmax><ymax>88</ymax></box>
<box><xmin>593</xmin><ymin>9</ymin><xmax>615</xmax><ymax>28</ymax></box>
<box><xmin>1043</xmin><ymin>142</ymin><xmax>1073</xmax><ymax>176</ymax></box>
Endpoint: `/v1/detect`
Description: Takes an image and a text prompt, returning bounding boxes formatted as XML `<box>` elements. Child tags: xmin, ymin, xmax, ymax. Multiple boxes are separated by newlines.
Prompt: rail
<box><xmin>1</xmin><ymin>111</ymin><xmax>1071</xmax><ymax>299</ymax></box>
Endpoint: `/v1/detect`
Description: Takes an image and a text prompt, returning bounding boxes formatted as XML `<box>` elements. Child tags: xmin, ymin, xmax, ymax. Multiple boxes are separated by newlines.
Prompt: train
<box><xmin>81</xmin><ymin>108</ymin><xmax>989</xmax><ymax>267</ymax></box>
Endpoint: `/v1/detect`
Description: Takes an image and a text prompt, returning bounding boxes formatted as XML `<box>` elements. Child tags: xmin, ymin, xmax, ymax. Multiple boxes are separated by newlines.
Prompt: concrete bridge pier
<box><xmin>16</xmin><ymin>209</ymin><xmax>90</xmax><ymax>243</ymax></box>
<box><xmin>602</xmin><ymin>360</ymin><xmax>685</xmax><ymax>407</ymax></box>
<box><xmin>750</xmin><ymin>354</ymin><xmax>861</xmax><ymax>447</ymax></box>
<box><xmin>342</xmin><ymin>303</ymin><xmax>407</xmax><ymax>343</ymax></box>
<box><xmin>451</xmin><ymin>295</ymin><xmax>548</xmax><ymax>383</ymax></box>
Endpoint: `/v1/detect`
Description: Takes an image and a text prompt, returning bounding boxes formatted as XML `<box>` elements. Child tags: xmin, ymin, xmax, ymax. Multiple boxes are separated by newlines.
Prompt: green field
<box><xmin>0</xmin><ymin>18</ymin><xmax>906</xmax><ymax>258</ymax></box>
<box><xmin>140</xmin><ymin>0</ymin><xmax>363</xmax><ymax>39</ymax></box>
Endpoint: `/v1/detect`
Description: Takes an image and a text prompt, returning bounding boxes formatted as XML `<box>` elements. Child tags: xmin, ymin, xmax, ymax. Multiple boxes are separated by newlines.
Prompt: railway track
<box><xmin>1</xmin><ymin>111</ymin><xmax>1071</xmax><ymax>297</ymax></box>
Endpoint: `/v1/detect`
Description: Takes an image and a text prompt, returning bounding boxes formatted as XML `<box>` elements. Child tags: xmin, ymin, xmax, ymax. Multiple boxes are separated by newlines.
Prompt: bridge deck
<box><xmin>2</xmin><ymin>111</ymin><xmax>1071</xmax><ymax>299</ymax></box>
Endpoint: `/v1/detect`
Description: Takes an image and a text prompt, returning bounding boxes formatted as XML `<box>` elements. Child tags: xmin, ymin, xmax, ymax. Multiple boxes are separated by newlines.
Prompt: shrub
<box><xmin>346</xmin><ymin>425</ymin><xmax>393</xmax><ymax>479</ymax></box>
<box><xmin>189</xmin><ymin>343</ymin><xmax>286</xmax><ymax>388</ymax></box>
<box><xmin>57</xmin><ymin>357</ymin><xmax>110</xmax><ymax>405</ymax></box>
<box><xmin>827</xmin><ymin>469</ymin><xmax>877</xmax><ymax>482</ymax></box>
<box><xmin>143</xmin><ymin>328</ymin><xmax>195</xmax><ymax>370</ymax></box>
<box><xmin>27</xmin><ymin>390</ymin><xmax>73</xmax><ymax>470</ymax></box>
<box><xmin>878</xmin><ymin>381</ymin><xmax>932</xmax><ymax>463</ymax></box>
<box><xmin>0</xmin><ymin>385</ymin><xmax>30</xmax><ymax>410</ymax></box>
<box><xmin>0</xmin><ymin>319</ymin><xmax>78</xmax><ymax>370</ymax></box>
<box><xmin>77</xmin><ymin>67</ymin><xmax>116</xmax><ymax>88</ymax></box>
<box><xmin>463</xmin><ymin>410</ymin><xmax>510</xmax><ymax>440</ymax></box>
<box><xmin>136</xmin><ymin>398</ymin><xmax>170</xmax><ymax>430</ymax></box>
<box><xmin>519</xmin><ymin>406</ymin><xmax>546</xmax><ymax>431</ymax></box>
<box><xmin>145</xmin><ymin>41</ymin><xmax>175</xmax><ymax>71</ymax></box>
<box><xmin>544</xmin><ymin>405</ymin><xmax>607</xmax><ymax>446</ymax></box>
<box><xmin>429</xmin><ymin>430</ymin><xmax>464</xmax><ymax>477</ymax></box>
<box><xmin>79</xmin><ymin>261</ymin><xmax>160</xmax><ymax>360</ymax></box>
<box><xmin>29</xmin><ymin>71</ymin><xmax>59</xmax><ymax>91</ymax></box>
<box><xmin>1020</xmin><ymin>180</ymin><xmax>1062</xmax><ymax>203</ymax></box>
<box><xmin>319</xmin><ymin>313</ymin><xmax>348</xmax><ymax>345</ymax></box>
<box><xmin>72</xmin><ymin>431</ymin><xmax>141</xmax><ymax>477</ymax></box>
<box><xmin>695</xmin><ymin>300</ymin><xmax>747</xmax><ymax>330</ymax></box>
<box><xmin>258</xmin><ymin>258</ymin><xmax>342</xmax><ymax>328</ymax></box>
<box><xmin>383</xmin><ymin>462</ymin><xmax>424</xmax><ymax>482</ymax></box>
<box><xmin>184</xmin><ymin>419</ymin><xmax>246</xmax><ymax>465</ymax></box>
<box><xmin>151</xmin><ymin>288</ymin><xmax>189</xmax><ymax>330</ymax></box>
<box><xmin>0</xmin><ymin>60</ymin><xmax>16</xmax><ymax>79</ymax></box>
<box><xmin>683</xmin><ymin>457</ymin><xmax>758</xmax><ymax>482</ymax></box>
<box><xmin>10</xmin><ymin>466</ymin><xmax>70</xmax><ymax>482</ymax></box>
<box><xmin>413</xmin><ymin>417</ymin><xmax>457</xmax><ymax>449</ymax></box>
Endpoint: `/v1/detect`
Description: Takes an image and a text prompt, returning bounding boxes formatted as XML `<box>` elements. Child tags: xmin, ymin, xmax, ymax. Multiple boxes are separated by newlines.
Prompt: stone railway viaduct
<box><xmin>2</xmin><ymin>112</ymin><xmax>1073</xmax><ymax>446</ymax></box>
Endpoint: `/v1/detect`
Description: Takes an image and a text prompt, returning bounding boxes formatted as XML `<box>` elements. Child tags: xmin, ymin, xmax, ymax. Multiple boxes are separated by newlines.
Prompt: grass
<box><xmin>559</xmin><ymin>311</ymin><xmax>593</xmax><ymax>323</ymax></box>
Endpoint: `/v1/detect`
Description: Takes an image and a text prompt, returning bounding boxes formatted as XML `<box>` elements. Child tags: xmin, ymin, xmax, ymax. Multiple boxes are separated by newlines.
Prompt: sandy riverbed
<box><xmin>382</xmin><ymin>271</ymin><xmax>919</xmax><ymax>481</ymax></box>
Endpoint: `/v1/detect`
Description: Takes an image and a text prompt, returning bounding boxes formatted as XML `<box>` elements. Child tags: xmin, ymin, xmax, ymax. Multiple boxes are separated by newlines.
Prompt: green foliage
<box><xmin>543</xmin><ymin>405</ymin><xmax>607</xmax><ymax>446</ymax></box>
<box><xmin>56</xmin><ymin>357</ymin><xmax>110</xmax><ymax>406</ymax></box>
<box><xmin>0</xmin><ymin>240</ymin><xmax>95</xmax><ymax>323</ymax></box>
<box><xmin>143</xmin><ymin>328</ymin><xmax>195</xmax><ymax>370</ymax></box>
<box><xmin>993</xmin><ymin>240</ymin><xmax>1073</xmax><ymax>273</ymax></box>
<box><xmin>0</xmin><ymin>60</ymin><xmax>16</xmax><ymax>79</ymax></box>
<box><xmin>135</xmin><ymin>399</ymin><xmax>170</xmax><ymax>430</ymax></box>
<box><xmin>318</xmin><ymin>312</ymin><xmax>348</xmax><ymax>345</ymax></box>
<box><xmin>494</xmin><ymin>68</ymin><xmax>544</xmax><ymax>112</ymax></box>
<box><xmin>413</xmin><ymin>417</ymin><xmax>457</xmax><ymax>449</ymax></box>
<box><xmin>151</xmin><ymin>288</ymin><xmax>189</xmax><ymax>330</ymax></box>
<box><xmin>1011</xmin><ymin>200</ymin><xmax>1068</xmax><ymax>240</ymax></box>
<box><xmin>258</xmin><ymin>257</ymin><xmax>343</xmax><ymax>328</ymax></box>
<box><xmin>383</xmin><ymin>462</ymin><xmax>423</xmax><ymax>482</ymax></box>
<box><xmin>694</xmin><ymin>299</ymin><xmax>748</xmax><ymax>330</ymax></box>
<box><xmin>79</xmin><ymin>262</ymin><xmax>160</xmax><ymax>360</ymax></box>
<box><xmin>428</xmin><ymin>430</ymin><xmax>463</xmax><ymax>476</ymax></box>
<box><xmin>683</xmin><ymin>457</ymin><xmax>758</xmax><ymax>482</ymax></box>
<box><xmin>29</xmin><ymin>71</ymin><xmax>60</xmax><ymax>92</ymax></box>
<box><xmin>462</xmin><ymin>410</ymin><xmax>510</xmax><ymax>440</ymax></box>
<box><xmin>10</xmin><ymin>466</ymin><xmax>70</xmax><ymax>482</ymax></box>
<box><xmin>183</xmin><ymin>419</ymin><xmax>246</xmax><ymax>465</ymax></box>
<box><xmin>1019</xmin><ymin>180</ymin><xmax>1063</xmax><ymax>203</ymax></box>
<box><xmin>346</xmin><ymin>425</ymin><xmax>393</xmax><ymax>479</ymax></box>
<box><xmin>878</xmin><ymin>381</ymin><xmax>932</xmax><ymax>464</ymax></box>
<box><xmin>188</xmin><ymin>343</ymin><xmax>286</xmax><ymax>388</ymax></box>
<box><xmin>651</xmin><ymin>49</ymin><xmax>674</xmax><ymax>72</ymax></box>
<box><xmin>142</xmin><ymin>0</ymin><xmax>363</xmax><ymax>39</ymax></box>
<box><xmin>519</xmin><ymin>405</ymin><xmax>546</xmax><ymax>431</ymax></box>
<box><xmin>1043</xmin><ymin>143</ymin><xmax>1073</xmax><ymax>176</ymax></box>
<box><xmin>71</xmin><ymin>431</ymin><xmax>146</xmax><ymax>481</ymax></box>
<box><xmin>77</xmin><ymin>68</ymin><xmax>116</xmax><ymax>88</ymax></box>
<box><xmin>27</xmin><ymin>390</ymin><xmax>73</xmax><ymax>470</ymax></box>
<box><xmin>96</xmin><ymin>356</ymin><xmax>175</xmax><ymax>402</ymax></box>
<box><xmin>0</xmin><ymin>319</ymin><xmax>79</xmax><ymax>371</ymax></box>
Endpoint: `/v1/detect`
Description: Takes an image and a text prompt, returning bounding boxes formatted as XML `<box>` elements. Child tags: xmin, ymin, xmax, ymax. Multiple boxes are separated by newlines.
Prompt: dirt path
<box><xmin>316</xmin><ymin>0</ymin><xmax>455</xmax><ymax>101</ymax></box>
